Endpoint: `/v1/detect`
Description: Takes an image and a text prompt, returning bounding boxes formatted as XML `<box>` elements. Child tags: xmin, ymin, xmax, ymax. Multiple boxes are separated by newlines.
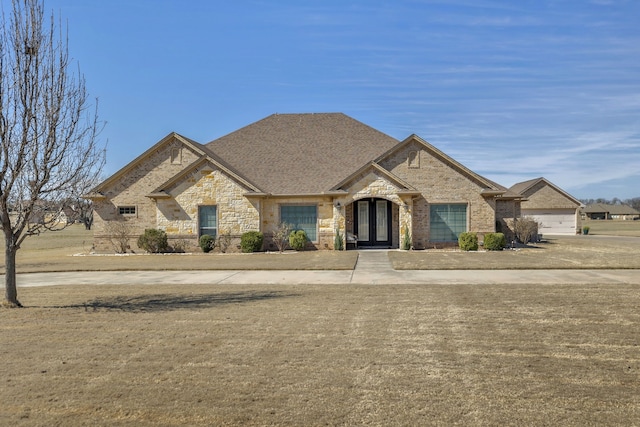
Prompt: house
<box><xmin>509</xmin><ymin>177</ymin><xmax>582</xmax><ymax>235</ymax></box>
<box><xmin>582</xmin><ymin>204</ymin><xmax>640</xmax><ymax>220</ymax></box>
<box><xmin>86</xmin><ymin>113</ymin><xmax>524</xmax><ymax>252</ymax></box>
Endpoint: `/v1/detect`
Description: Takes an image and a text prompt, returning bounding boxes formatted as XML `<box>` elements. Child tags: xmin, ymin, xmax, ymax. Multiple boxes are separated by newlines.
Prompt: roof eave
<box><xmin>82</xmin><ymin>192</ymin><xmax>106</xmax><ymax>201</ymax></box>
<box><xmin>146</xmin><ymin>191</ymin><xmax>172</xmax><ymax>199</ymax></box>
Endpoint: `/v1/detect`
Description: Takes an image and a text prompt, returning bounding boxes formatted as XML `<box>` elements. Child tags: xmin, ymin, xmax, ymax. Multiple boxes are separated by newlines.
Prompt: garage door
<box><xmin>522</xmin><ymin>209</ymin><xmax>576</xmax><ymax>235</ymax></box>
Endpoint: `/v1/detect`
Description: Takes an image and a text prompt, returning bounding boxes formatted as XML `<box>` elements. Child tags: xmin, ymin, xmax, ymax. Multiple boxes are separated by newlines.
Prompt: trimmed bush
<box><xmin>241</xmin><ymin>231</ymin><xmax>263</xmax><ymax>253</ymax></box>
<box><xmin>483</xmin><ymin>232</ymin><xmax>506</xmax><ymax>251</ymax></box>
<box><xmin>458</xmin><ymin>232</ymin><xmax>478</xmax><ymax>251</ymax></box>
<box><xmin>289</xmin><ymin>230</ymin><xmax>308</xmax><ymax>251</ymax></box>
<box><xmin>199</xmin><ymin>234</ymin><xmax>216</xmax><ymax>253</ymax></box>
<box><xmin>137</xmin><ymin>229</ymin><xmax>168</xmax><ymax>253</ymax></box>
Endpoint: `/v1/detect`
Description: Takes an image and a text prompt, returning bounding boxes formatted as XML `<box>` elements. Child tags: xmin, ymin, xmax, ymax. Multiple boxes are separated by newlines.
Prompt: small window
<box><xmin>408</xmin><ymin>150</ymin><xmax>420</xmax><ymax>168</ymax></box>
<box><xmin>199</xmin><ymin>205</ymin><xmax>217</xmax><ymax>238</ymax></box>
<box><xmin>281</xmin><ymin>205</ymin><xmax>317</xmax><ymax>241</ymax></box>
<box><xmin>118</xmin><ymin>206</ymin><xmax>136</xmax><ymax>216</ymax></box>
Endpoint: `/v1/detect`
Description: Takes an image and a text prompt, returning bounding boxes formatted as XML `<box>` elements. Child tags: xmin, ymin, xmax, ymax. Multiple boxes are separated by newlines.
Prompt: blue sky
<box><xmin>44</xmin><ymin>0</ymin><xmax>640</xmax><ymax>199</ymax></box>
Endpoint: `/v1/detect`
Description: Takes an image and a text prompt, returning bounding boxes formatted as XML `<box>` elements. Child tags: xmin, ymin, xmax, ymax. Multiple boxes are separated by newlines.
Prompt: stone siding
<box><xmin>156</xmin><ymin>162</ymin><xmax>260</xmax><ymax>252</ymax></box>
<box><xmin>92</xmin><ymin>139</ymin><xmax>201</xmax><ymax>252</ymax></box>
<box><xmin>378</xmin><ymin>140</ymin><xmax>497</xmax><ymax>249</ymax></box>
<box><xmin>261</xmin><ymin>196</ymin><xmax>336</xmax><ymax>250</ymax></box>
<box><xmin>338</xmin><ymin>169</ymin><xmax>414</xmax><ymax>249</ymax></box>
<box><xmin>93</xmin><ymin>135</ymin><xmax>518</xmax><ymax>253</ymax></box>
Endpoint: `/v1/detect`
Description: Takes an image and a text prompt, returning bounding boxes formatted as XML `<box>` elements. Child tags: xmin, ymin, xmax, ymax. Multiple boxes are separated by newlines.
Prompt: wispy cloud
<box><xmin>45</xmin><ymin>0</ymin><xmax>640</xmax><ymax>198</ymax></box>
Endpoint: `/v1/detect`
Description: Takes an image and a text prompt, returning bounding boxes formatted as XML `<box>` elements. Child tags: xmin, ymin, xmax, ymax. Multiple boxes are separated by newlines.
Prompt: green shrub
<box><xmin>137</xmin><ymin>229</ymin><xmax>168</xmax><ymax>253</ymax></box>
<box><xmin>241</xmin><ymin>231</ymin><xmax>264</xmax><ymax>253</ymax></box>
<box><xmin>199</xmin><ymin>234</ymin><xmax>216</xmax><ymax>253</ymax></box>
<box><xmin>401</xmin><ymin>227</ymin><xmax>411</xmax><ymax>250</ymax></box>
<box><xmin>289</xmin><ymin>230</ymin><xmax>308</xmax><ymax>251</ymax></box>
<box><xmin>458</xmin><ymin>232</ymin><xmax>478</xmax><ymax>251</ymax></box>
<box><xmin>483</xmin><ymin>232</ymin><xmax>506</xmax><ymax>251</ymax></box>
<box><xmin>334</xmin><ymin>231</ymin><xmax>344</xmax><ymax>251</ymax></box>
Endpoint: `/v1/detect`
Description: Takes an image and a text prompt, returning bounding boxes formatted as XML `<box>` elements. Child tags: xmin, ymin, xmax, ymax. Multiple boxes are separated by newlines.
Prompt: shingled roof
<box><xmin>205</xmin><ymin>113</ymin><xmax>400</xmax><ymax>195</ymax></box>
<box><xmin>509</xmin><ymin>177</ymin><xmax>582</xmax><ymax>206</ymax></box>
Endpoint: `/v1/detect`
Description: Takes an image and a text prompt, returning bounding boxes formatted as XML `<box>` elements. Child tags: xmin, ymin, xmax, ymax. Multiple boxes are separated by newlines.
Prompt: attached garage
<box><xmin>510</xmin><ymin>177</ymin><xmax>582</xmax><ymax>236</ymax></box>
<box><xmin>521</xmin><ymin>208</ymin><xmax>577</xmax><ymax>235</ymax></box>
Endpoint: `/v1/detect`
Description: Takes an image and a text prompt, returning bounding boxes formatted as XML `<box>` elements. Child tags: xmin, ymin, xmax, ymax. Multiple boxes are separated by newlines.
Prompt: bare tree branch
<box><xmin>1</xmin><ymin>0</ymin><xmax>105</xmax><ymax>307</ymax></box>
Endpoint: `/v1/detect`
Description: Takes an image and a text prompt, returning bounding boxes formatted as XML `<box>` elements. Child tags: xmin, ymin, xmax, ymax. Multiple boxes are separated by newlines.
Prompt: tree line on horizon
<box><xmin>580</xmin><ymin>197</ymin><xmax>640</xmax><ymax>211</ymax></box>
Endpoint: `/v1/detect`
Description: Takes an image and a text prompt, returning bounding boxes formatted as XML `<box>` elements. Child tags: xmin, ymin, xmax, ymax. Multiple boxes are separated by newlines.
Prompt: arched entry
<box><xmin>353</xmin><ymin>198</ymin><xmax>392</xmax><ymax>247</ymax></box>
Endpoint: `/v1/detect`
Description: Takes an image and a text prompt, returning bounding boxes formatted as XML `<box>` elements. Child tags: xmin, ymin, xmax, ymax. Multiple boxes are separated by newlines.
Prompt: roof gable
<box><xmin>205</xmin><ymin>113</ymin><xmax>400</xmax><ymax>195</ymax></box>
<box><xmin>376</xmin><ymin>134</ymin><xmax>508</xmax><ymax>195</ymax></box>
<box><xmin>332</xmin><ymin>162</ymin><xmax>419</xmax><ymax>195</ymax></box>
<box><xmin>87</xmin><ymin>132</ymin><xmax>207</xmax><ymax>197</ymax></box>
<box><xmin>147</xmin><ymin>156</ymin><xmax>262</xmax><ymax>199</ymax></box>
<box><xmin>510</xmin><ymin>177</ymin><xmax>581</xmax><ymax>207</ymax></box>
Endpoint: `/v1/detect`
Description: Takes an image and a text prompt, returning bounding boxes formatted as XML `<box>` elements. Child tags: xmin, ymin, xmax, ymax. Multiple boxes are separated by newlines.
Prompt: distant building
<box><xmin>582</xmin><ymin>204</ymin><xmax>640</xmax><ymax>220</ymax></box>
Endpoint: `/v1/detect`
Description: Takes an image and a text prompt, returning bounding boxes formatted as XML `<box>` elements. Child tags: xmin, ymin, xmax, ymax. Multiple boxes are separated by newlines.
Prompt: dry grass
<box><xmin>2</xmin><ymin>283</ymin><xmax>639</xmax><ymax>426</ymax></box>
<box><xmin>3</xmin><ymin>225</ymin><xmax>639</xmax><ymax>425</ymax></box>
<box><xmin>391</xmin><ymin>235</ymin><xmax>640</xmax><ymax>270</ymax></box>
<box><xmin>583</xmin><ymin>218</ymin><xmax>640</xmax><ymax>237</ymax></box>
<box><xmin>3</xmin><ymin>225</ymin><xmax>358</xmax><ymax>274</ymax></box>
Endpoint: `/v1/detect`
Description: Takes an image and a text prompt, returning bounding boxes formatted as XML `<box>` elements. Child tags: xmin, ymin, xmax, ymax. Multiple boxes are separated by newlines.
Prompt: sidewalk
<box><xmin>7</xmin><ymin>251</ymin><xmax>640</xmax><ymax>287</ymax></box>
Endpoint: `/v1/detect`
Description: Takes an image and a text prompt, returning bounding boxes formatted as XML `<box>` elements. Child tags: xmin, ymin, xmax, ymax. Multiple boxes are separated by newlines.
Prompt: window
<box><xmin>281</xmin><ymin>205</ymin><xmax>317</xmax><ymax>241</ymax></box>
<box><xmin>118</xmin><ymin>206</ymin><xmax>136</xmax><ymax>216</ymax></box>
<box><xmin>199</xmin><ymin>205</ymin><xmax>217</xmax><ymax>238</ymax></box>
<box><xmin>430</xmin><ymin>204</ymin><xmax>467</xmax><ymax>242</ymax></box>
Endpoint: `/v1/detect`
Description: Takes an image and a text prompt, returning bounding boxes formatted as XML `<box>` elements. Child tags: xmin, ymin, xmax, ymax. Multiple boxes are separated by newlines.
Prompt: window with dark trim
<box><xmin>198</xmin><ymin>205</ymin><xmax>217</xmax><ymax>238</ymax></box>
<box><xmin>118</xmin><ymin>206</ymin><xmax>136</xmax><ymax>216</ymax></box>
<box><xmin>430</xmin><ymin>204</ymin><xmax>467</xmax><ymax>242</ymax></box>
<box><xmin>281</xmin><ymin>205</ymin><xmax>317</xmax><ymax>241</ymax></box>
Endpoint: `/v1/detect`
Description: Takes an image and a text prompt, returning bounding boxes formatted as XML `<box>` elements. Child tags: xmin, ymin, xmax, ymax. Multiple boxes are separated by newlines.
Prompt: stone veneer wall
<box><xmin>155</xmin><ymin>164</ymin><xmax>260</xmax><ymax>252</ymax></box>
<box><xmin>92</xmin><ymin>139</ymin><xmax>201</xmax><ymax>253</ymax></box>
<box><xmin>378</xmin><ymin>140</ymin><xmax>498</xmax><ymax>249</ymax></box>
<box><xmin>261</xmin><ymin>196</ymin><xmax>336</xmax><ymax>250</ymax></box>
<box><xmin>338</xmin><ymin>170</ymin><xmax>414</xmax><ymax>249</ymax></box>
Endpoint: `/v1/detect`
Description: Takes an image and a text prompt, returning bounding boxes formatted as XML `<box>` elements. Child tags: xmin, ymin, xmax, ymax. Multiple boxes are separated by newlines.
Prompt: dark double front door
<box><xmin>354</xmin><ymin>198</ymin><xmax>392</xmax><ymax>247</ymax></box>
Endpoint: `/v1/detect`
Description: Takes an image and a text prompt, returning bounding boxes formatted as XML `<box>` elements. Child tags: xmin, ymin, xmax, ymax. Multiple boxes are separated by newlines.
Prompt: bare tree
<box><xmin>0</xmin><ymin>0</ymin><xmax>105</xmax><ymax>307</ymax></box>
<box><xmin>272</xmin><ymin>222</ymin><xmax>292</xmax><ymax>252</ymax></box>
<box><xmin>513</xmin><ymin>216</ymin><xmax>541</xmax><ymax>245</ymax></box>
<box><xmin>104</xmin><ymin>219</ymin><xmax>132</xmax><ymax>254</ymax></box>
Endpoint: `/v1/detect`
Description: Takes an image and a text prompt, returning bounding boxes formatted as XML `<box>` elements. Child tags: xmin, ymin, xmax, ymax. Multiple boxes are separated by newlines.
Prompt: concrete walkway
<box><xmin>6</xmin><ymin>250</ymin><xmax>640</xmax><ymax>287</ymax></box>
